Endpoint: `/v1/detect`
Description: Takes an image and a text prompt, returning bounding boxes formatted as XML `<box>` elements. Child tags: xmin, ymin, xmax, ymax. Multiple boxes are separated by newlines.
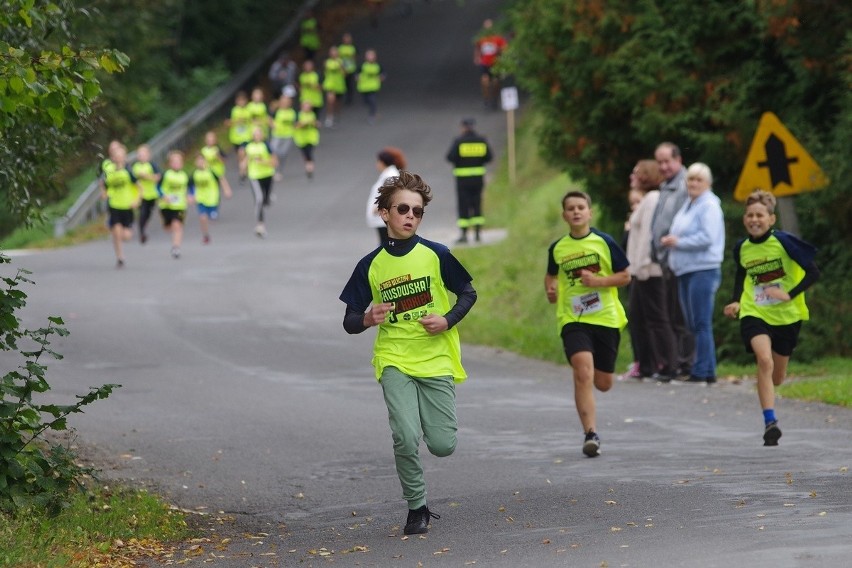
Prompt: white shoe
<box><xmin>255</xmin><ymin>224</ymin><xmax>266</xmax><ymax>238</ymax></box>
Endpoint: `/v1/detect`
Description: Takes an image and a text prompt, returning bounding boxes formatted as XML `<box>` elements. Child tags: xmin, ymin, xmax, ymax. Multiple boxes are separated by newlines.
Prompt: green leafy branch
<box><xmin>0</xmin><ymin>253</ymin><xmax>120</xmax><ymax>513</ymax></box>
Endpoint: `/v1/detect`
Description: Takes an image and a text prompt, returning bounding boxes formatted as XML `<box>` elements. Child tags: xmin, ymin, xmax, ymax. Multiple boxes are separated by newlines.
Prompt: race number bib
<box><xmin>754</xmin><ymin>283</ymin><xmax>783</xmax><ymax>306</ymax></box>
<box><xmin>571</xmin><ymin>292</ymin><xmax>603</xmax><ymax>316</ymax></box>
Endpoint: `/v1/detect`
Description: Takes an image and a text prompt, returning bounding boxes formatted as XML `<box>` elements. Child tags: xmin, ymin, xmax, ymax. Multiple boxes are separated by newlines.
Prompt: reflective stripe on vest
<box><xmin>453</xmin><ymin>166</ymin><xmax>486</xmax><ymax>177</ymax></box>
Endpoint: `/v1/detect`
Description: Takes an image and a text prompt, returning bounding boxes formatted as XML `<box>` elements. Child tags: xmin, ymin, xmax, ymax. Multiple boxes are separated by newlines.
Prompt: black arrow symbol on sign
<box><xmin>757</xmin><ymin>133</ymin><xmax>798</xmax><ymax>188</ymax></box>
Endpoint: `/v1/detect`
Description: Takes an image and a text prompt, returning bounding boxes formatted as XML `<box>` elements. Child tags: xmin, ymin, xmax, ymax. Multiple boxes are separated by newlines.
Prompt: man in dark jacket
<box><xmin>446</xmin><ymin>118</ymin><xmax>493</xmax><ymax>243</ymax></box>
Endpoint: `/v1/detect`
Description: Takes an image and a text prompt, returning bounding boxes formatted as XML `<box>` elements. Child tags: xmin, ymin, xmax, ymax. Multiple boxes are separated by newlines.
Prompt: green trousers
<box><xmin>380</xmin><ymin>367</ymin><xmax>457</xmax><ymax>510</ymax></box>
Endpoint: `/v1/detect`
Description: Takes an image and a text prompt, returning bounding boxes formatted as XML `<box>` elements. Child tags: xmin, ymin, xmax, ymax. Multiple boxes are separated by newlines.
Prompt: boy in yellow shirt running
<box><xmin>545</xmin><ymin>191</ymin><xmax>631</xmax><ymax>457</ymax></box>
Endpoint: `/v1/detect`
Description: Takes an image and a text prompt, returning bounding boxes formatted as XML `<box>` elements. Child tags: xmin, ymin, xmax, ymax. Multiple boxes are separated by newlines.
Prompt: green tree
<box><xmin>0</xmin><ymin>0</ymin><xmax>128</xmax><ymax>230</ymax></box>
<box><xmin>506</xmin><ymin>0</ymin><xmax>850</xmax><ymax>358</ymax></box>
<box><xmin>0</xmin><ymin>1</ymin><xmax>122</xmax><ymax>513</ymax></box>
<box><xmin>505</xmin><ymin>0</ymin><xmax>848</xmax><ymax>205</ymax></box>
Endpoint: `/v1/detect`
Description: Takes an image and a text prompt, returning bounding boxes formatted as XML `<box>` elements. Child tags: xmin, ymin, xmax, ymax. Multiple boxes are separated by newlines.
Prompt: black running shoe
<box><xmin>763</xmin><ymin>421</ymin><xmax>782</xmax><ymax>446</ymax></box>
<box><xmin>403</xmin><ymin>505</ymin><xmax>440</xmax><ymax>535</ymax></box>
<box><xmin>582</xmin><ymin>431</ymin><xmax>601</xmax><ymax>457</ymax></box>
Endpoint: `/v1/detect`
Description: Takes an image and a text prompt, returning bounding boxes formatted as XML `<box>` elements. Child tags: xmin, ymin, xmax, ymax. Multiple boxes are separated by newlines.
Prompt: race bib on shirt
<box><xmin>754</xmin><ymin>283</ymin><xmax>783</xmax><ymax>306</ymax></box>
<box><xmin>571</xmin><ymin>292</ymin><xmax>603</xmax><ymax>316</ymax></box>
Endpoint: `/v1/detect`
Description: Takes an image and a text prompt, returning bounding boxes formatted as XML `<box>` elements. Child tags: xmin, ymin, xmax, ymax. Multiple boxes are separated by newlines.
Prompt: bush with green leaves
<box><xmin>504</xmin><ymin>0</ymin><xmax>850</xmax><ymax>359</ymax></box>
<box><xmin>0</xmin><ymin>253</ymin><xmax>119</xmax><ymax>513</ymax></box>
<box><xmin>0</xmin><ymin>0</ymin><xmax>128</xmax><ymax>232</ymax></box>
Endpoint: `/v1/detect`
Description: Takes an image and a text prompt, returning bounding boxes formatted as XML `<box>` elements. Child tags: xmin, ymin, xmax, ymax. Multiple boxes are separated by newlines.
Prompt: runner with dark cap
<box><xmin>445</xmin><ymin>118</ymin><xmax>493</xmax><ymax>243</ymax></box>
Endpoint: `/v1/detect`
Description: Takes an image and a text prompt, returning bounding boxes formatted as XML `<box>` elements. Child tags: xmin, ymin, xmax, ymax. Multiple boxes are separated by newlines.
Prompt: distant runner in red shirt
<box><xmin>473</xmin><ymin>18</ymin><xmax>508</xmax><ymax>109</ymax></box>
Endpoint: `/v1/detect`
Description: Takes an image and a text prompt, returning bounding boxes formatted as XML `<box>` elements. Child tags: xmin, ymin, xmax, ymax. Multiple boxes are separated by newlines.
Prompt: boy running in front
<box><xmin>545</xmin><ymin>191</ymin><xmax>630</xmax><ymax>457</ymax></box>
<box><xmin>723</xmin><ymin>190</ymin><xmax>819</xmax><ymax>446</ymax></box>
<box><xmin>339</xmin><ymin>171</ymin><xmax>476</xmax><ymax>536</ymax></box>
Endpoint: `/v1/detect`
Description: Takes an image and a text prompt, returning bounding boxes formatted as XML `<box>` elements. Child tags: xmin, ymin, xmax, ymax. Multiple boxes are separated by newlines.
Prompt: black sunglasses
<box><xmin>391</xmin><ymin>204</ymin><xmax>424</xmax><ymax>218</ymax></box>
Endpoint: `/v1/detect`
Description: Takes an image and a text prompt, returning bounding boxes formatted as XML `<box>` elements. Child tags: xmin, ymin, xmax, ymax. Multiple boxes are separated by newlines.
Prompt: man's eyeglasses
<box><xmin>390</xmin><ymin>204</ymin><xmax>424</xmax><ymax>218</ymax></box>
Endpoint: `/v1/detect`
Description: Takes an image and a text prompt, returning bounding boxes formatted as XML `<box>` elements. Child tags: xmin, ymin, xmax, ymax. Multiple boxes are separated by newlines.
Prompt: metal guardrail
<box><xmin>54</xmin><ymin>0</ymin><xmax>319</xmax><ymax>237</ymax></box>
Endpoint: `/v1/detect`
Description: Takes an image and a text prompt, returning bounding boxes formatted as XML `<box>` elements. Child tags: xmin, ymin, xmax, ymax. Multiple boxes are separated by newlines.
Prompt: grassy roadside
<box><xmin>0</xmin><ymin>168</ymin><xmax>110</xmax><ymax>251</ymax></box>
<box><xmin>0</xmin><ymin>484</ymin><xmax>191</xmax><ymax>567</ymax></box>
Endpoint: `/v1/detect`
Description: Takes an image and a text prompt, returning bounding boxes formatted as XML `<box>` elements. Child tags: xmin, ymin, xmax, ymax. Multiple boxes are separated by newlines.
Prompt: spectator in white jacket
<box><xmin>366</xmin><ymin>147</ymin><xmax>407</xmax><ymax>244</ymax></box>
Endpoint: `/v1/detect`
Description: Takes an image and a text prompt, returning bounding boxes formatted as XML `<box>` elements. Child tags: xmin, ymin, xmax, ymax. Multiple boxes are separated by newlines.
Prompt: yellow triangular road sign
<box><xmin>734</xmin><ymin>112</ymin><xmax>829</xmax><ymax>201</ymax></box>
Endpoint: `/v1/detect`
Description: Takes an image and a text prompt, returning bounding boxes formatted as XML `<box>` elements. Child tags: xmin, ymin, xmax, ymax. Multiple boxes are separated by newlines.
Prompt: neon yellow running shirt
<box><xmin>340</xmin><ymin>237</ymin><xmax>473</xmax><ymax>382</ymax></box>
<box><xmin>734</xmin><ymin>230</ymin><xmax>815</xmax><ymax>325</ymax></box>
<box><xmin>546</xmin><ymin>228</ymin><xmax>629</xmax><ymax>332</ymax></box>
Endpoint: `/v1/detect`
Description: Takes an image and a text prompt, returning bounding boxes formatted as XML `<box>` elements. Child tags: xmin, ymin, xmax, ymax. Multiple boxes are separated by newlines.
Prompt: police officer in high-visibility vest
<box><xmin>445</xmin><ymin>118</ymin><xmax>493</xmax><ymax>243</ymax></box>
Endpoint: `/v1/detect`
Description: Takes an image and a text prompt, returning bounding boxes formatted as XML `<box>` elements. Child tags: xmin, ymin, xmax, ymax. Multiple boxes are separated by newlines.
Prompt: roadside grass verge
<box><xmin>718</xmin><ymin>357</ymin><xmax>850</xmax><ymax>407</ymax></box>
<box><xmin>0</xmin><ymin>484</ymin><xmax>191</xmax><ymax>567</ymax></box>
<box><xmin>1</xmin><ymin>167</ymin><xmax>105</xmax><ymax>251</ymax></box>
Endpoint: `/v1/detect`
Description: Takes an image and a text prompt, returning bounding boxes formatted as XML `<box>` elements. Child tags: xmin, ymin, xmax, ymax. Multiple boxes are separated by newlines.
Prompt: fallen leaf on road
<box><xmin>541</xmin><ymin>539</ymin><xmax>551</xmax><ymax>544</ymax></box>
<box><xmin>610</xmin><ymin>527</ymin><xmax>622</xmax><ymax>532</ymax></box>
<box><xmin>810</xmin><ymin>491</ymin><xmax>817</xmax><ymax>497</ymax></box>
<box><xmin>605</xmin><ymin>500</ymin><xmax>617</xmax><ymax>505</ymax></box>
<box><xmin>818</xmin><ymin>512</ymin><xmax>827</xmax><ymax>516</ymax></box>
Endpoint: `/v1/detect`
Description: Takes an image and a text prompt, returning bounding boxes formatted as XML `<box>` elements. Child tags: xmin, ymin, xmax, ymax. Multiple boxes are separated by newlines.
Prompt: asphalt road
<box><xmin>4</xmin><ymin>0</ymin><xmax>851</xmax><ymax>566</ymax></box>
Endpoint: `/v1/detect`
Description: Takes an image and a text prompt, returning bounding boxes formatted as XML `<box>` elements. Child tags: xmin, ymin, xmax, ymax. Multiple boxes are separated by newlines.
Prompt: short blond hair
<box><xmin>745</xmin><ymin>189</ymin><xmax>776</xmax><ymax>214</ymax></box>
